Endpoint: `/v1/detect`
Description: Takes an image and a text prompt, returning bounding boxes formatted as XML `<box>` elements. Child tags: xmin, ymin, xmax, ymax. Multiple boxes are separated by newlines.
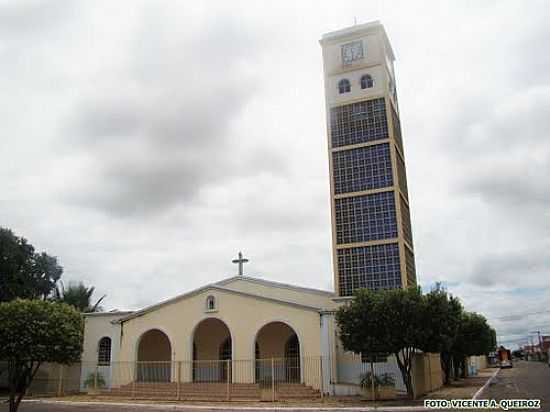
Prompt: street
<box><xmin>480</xmin><ymin>360</ymin><xmax>550</xmax><ymax>411</ymax></box>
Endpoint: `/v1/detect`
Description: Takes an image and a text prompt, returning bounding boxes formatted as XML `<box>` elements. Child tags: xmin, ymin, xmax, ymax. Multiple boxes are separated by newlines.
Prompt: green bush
<box><xmin>83</xmin><ymin>371</ymin><xmax>106</xmax><ymax>389</ymax></box>
<box><xmin>360</xmin><ymin>372</ymin><xmax>396</xmax><ymax>388</ymax></box>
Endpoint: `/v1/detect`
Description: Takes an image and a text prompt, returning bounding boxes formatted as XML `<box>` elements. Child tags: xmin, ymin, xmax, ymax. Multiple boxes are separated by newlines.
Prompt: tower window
<box><xmin>361</xmin><ymin>74</ymin><xmax>374</xmax><ymax>89</ymax></box>
<box><xmin>338</xmin><ymin>79</ymin><xmax>351</xmax><ymax>94</ymax></box>
<box><xmin>98</xmin><ymin>337</ymin><xmax>111</xmax><ymax>365</ymax></box>
<box><xmin>206</xmin><ymin>295</ymin><xmax>216</xmax><ymax>311</ymax></box>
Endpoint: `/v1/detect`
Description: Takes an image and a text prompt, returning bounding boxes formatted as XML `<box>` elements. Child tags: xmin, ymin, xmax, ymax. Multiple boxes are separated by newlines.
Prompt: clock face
<box><xmin>341</xmin><ymin>40</ymin><xmax>364</xmax><ymax>65</ymax></box>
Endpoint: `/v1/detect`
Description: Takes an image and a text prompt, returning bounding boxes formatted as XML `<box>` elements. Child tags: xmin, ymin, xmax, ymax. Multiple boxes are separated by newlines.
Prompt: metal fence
<box><xmin>3</xmin><ymin>356</ymin><xmax>426</xmax><ymax>401</ymax></box>
<box><xmin>1</xmin><ymin>363</ymin><xmax>84</xmax><ymax>397</ymax></box>
<box><xmin>11</xmin><ymin>357</ymin><xmax>323</xmax><ymax>401</ymax></box>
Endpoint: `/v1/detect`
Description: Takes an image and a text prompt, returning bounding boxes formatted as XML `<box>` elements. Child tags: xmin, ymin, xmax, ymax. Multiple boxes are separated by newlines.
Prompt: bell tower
<box><xmin>320</xmin><ymin>21</ymin><xmax>416</xmax><ymax>297</ymax></box>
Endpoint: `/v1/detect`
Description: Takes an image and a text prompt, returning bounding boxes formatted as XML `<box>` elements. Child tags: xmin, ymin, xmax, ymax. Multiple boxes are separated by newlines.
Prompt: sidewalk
<box><xmin>420</xmin><ymin>368</ymin><xmax>498</xmax><ymax>401</ymax></box>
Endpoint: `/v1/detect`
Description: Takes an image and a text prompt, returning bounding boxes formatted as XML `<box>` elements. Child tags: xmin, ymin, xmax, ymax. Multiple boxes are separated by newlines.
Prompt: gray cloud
<box><xmin>468</xmin><ymin>248</ymin><xmax>550</xmax><ymax>288</ymax></box>
<box><xmin>61</xmin><ymin>11</ymin><xmax>286</xmax><ymax>217</ymax></box>
<box><xmin>0</xmin><ymin>0</ymin><xmax>74</xmax><ymax>37</ymax></box>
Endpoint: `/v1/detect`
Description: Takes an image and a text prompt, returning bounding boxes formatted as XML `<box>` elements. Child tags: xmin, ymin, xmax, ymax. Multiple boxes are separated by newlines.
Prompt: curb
<box><xmin>23</xmin><ymin>399</ymin><xmax>432</xmax><ymax>411</ymax></box>
<box><xmin>472</xmin><ymin>368</ymin><xmax>500</xmax><ymax>400</ymax></box>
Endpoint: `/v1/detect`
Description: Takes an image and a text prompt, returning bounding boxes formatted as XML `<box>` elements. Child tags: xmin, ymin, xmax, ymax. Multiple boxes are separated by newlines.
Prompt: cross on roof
<box><xmin>232</xmin><ymin>251</ymin><xmax>249</xmax><ymax>276</ymax></box>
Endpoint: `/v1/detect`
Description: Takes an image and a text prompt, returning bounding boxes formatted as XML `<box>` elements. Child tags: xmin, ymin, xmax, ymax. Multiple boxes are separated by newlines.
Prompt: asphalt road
<box><xmin>480</xmin><ymin>360</ymin><xmax>550</xmax><ymax>411</ymax></box>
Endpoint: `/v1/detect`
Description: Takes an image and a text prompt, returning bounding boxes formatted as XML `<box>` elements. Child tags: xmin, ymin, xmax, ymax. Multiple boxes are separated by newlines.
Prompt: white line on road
<box><xmin>472</xmin><ymin>369</ymin><xmax>500</xmax><ymax>400</ymax></box>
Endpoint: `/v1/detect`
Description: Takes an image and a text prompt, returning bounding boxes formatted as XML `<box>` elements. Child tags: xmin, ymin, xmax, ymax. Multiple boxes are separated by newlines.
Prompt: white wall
<box><xmin>80</xmin><ymin>312</ymin><xmax>128</xmax><ymax>390</ymax></box>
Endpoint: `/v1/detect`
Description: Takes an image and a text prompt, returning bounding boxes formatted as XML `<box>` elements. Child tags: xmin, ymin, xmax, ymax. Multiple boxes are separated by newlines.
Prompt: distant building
<box><xmin>319</xmin><ymin>21</ymin><xmax>416</xmax><ymax>297</ymax></box>
<box><xmin>542</xmin><ymin>336</ymin><xmax>550</xmax><ymax>357</ymax></box>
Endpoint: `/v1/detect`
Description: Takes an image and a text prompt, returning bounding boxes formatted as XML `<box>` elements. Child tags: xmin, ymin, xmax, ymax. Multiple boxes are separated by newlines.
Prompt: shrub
<box><xmin>360</xmin><ymin>372</ymin><xmax>396</xmax><ymax>388</ymax></box>
<box><xmin>83</xmin><ymin>371</ymin><xmax>106</xmax><ymax>389</ymax></box>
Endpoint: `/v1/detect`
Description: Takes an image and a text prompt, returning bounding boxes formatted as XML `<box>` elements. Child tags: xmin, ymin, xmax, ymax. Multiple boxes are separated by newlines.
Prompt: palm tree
<box><xmin>54</xmin><ymin>281</ymin><xmax>106</xmax><ymax>313</ymax></box>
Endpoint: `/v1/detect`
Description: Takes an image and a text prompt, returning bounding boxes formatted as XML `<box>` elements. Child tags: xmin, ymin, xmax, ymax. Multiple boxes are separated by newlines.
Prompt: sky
<box><xmin>1</xmin><ymin>0</ymin><xmax>549</xmax><ymax>349</ymax></box>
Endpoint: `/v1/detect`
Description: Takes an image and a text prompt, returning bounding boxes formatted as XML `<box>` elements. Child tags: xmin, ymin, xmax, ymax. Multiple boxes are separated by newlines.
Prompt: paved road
<box><xmin>480</xmin><ymin>360</ymin><xmax>550</xmax><ymax>411</ymax></box>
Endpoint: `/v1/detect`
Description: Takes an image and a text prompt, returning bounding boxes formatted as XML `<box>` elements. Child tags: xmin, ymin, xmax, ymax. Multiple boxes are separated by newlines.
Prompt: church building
<box><xmin>80</xmin><ymin>21</ymin><xmax>415</xmax><ymax>400</ymax></box>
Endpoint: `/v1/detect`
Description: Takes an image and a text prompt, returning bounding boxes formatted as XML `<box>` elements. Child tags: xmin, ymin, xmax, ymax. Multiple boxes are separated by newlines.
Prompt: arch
<box><xmin>97</xmin><ymin>336</ymin><xmax>112</xmax><ymax>365</ymax></box>
<box><xmin>191</xmin><ymin>317</ymin><xmax>233</xmax><ymax>382</ymax></box>
<box><xmin>136</xmin><ymin>329</ymin><xmax>172</xmax><ymax>382</ymax></box>
<box><xmin>338</xmin><ymin>78</ymin><xmax>351</xmax><ymax>94</ymax></box>
<box><xmin>361</xmin><ymin>74</ymin><xmax>374</xmax><ymax>89</ymax></box>
<box><xmin>252</xmin><ymin>319</ymin><xmax>304</xmax><ymax>361</ymax></box>
<box><xmin>254</xmin><ymin>321</ymin><xmax>302</xmax><ymax>384</ymax></box>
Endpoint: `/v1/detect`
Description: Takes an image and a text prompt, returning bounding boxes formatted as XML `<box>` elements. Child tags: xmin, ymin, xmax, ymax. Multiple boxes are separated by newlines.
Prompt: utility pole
<box><xmin>530</xmin><ymin>331</ymin><xmax>542</xmax><ymax>361</ymax></box>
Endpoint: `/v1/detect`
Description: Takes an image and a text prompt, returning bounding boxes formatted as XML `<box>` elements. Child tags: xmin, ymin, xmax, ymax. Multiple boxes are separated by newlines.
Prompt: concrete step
<box><xmin>104</xmin><ymin>381</ymin><xmax>319</xmax><ymax>401</ymax></box>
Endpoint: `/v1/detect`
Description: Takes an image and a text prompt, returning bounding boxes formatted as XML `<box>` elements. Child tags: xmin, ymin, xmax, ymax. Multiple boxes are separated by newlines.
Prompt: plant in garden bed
<box><xmin>360</xmin><ymin>372</ymin><xmax>396</xmax><ymax>399</ymax></box>
<box><xmin>83</xmin><ymin>371</ymin><xmax>106</xmax><ymax>393</ymax></box>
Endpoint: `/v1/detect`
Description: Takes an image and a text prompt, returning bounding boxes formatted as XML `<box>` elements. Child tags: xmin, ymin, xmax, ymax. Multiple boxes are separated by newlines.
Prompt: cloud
<box><xmin>59</xmin><ymin>9</ymin><xmax>287</xmax><ymax>217</ymax></box>
<box><xmin>457</xmin><ymin>88</ymin><xmax>550</xmax><ymax>213</ymax></box>
<box><xmin>0</xmin><ymin>0</ymin><xmax>74</xmax><ymax>37</ymax></box>
<box><xmin>468</xmin><ymin>248</ymin><xmax>550</xmax><ymax>288</ymax></box>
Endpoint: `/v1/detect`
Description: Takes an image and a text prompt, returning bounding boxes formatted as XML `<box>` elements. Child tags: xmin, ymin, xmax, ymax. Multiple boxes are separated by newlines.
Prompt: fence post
<box><xmin>57</xmin><ymin>364</ymin><xmax>64</xmax><ymax>397</ymax></box>
<box><xmin>132</xmin><ymin>362</ymin><xmax>137</xmax><ymax>399</ymax></box>
<box><xmin>271</xmin><ymin>358</ymin><xmax>275</xmax><ymax>402</ymax></box>
<box><xmin>428</xmin><ymin>354</ymin><xmax>432</xmax><ymax>391</ymax></box>
<box><xmin>226</xmin><ymin>359</ymin><xmax>231</xmax><ymax>401</ymax></box>
<box><xmin>177</xmin><ymin>361</ymin><xmax>181</xmax><ymax>401</ymax></box>
<box><xmin>319</xmin><ymin>356</ymin><xmax>324</xmax><ymax>400</ymax></box>
<box><xmin>370</xmin><ymin>360</ymin><xmax>376</xmax><ymax>402</ymax></box>
<box><xmin>411</xmin><ymin>355</ymin><xmax>417</xmax><ymax>399</ymax></box>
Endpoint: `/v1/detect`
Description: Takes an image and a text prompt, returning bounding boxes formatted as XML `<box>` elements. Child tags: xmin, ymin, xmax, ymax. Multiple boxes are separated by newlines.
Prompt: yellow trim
<box><xmin>333</xmin><ymin>186</ymin><xmax>395</xmax><ymax>200</ymax></box>
<box><xmin>330</xmin><ymin>138</ymin><xmax>391</xmax><ymax>153</ymax></box>
<box><xmin>335</xmin><ymin>238</ymin><xmax>399</xmax><ymax>249</ymax></box>
<box><xmin>327</xmin><ymin>92</ymin><xmax>386</xmax><ymax>109</ymax></box>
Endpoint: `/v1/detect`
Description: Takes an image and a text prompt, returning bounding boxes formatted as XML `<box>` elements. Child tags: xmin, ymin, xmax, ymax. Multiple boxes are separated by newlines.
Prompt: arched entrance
<box><xmin>255</xmin><ymin>322</ymin><xmax>301</xmax><ymax>384</ymax></box>
<box><xmin>192</xmin><ymin>318</ymin><xmax>232</xmax><ymax>382</ymax></box>
<box><xmin>136</xmin><ymin>329</ymin><xmax>172</xmax><ymax>382</ymax></box>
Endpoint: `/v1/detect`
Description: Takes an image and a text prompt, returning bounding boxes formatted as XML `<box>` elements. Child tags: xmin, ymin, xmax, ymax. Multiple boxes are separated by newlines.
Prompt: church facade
<box><xmin>81</xmin><ymin>276</ymin><xmax>345</xmax><ymax>394</ymax></box>
<box><xmin>79</xmin><ymin>21</ymin><xmax>415</xmax><ymax>399</ymax></box>
<box><xmin>80</xmin><ymin>275</ymin><xmax>406</xmax><ymax>397</ymax></box>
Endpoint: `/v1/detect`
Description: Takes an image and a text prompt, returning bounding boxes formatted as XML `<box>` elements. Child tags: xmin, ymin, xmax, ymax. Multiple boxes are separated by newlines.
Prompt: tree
<box><xmin>54</xmin><ymin>281</ymin><xmax>106</xmax><ymax>313</ymax></box>
<box><xmin>423</xmin><ymin>284</ymin><xmax>463</xmax><ymax>384</ymax></box>
<box><xmin>32</xmin><ymin>252</ymin><xmax>64</xmax><ymax>300</ymax></box>
<box><xmin>336</xmin><ymin>287</ymin><xmax>427</xmax><ymax>398</ymax></box>
<box><xmin>451</xmin><ymin>311</ymin><xmax>496</xmax><ymax>379</ymax></box>
<box><xmin>0</xmin><ymin>299</ymin><xmax>83</xmax><ymax>412</ymax></box>
<box><xmin>0</xmin><ymin>228</ymin><xmax>63</xmax><ymax>302</ymax></box>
